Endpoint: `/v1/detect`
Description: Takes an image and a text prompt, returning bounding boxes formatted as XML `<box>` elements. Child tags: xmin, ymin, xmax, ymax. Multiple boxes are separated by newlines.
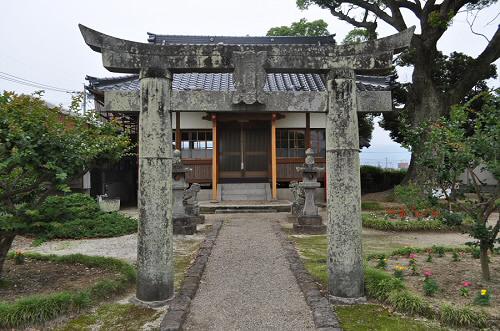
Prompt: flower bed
<box><xmin>362</xmin><ymin>213</ymin><xmax>455</xmax><ymax>232</ymax></box>
<box><xmin>368</xmin><ymin>249</ymin><xmax>499</xmax><ymax>323</ymax></box>
<box><xmin>0</xmin><ymin>253</ymin><xmax>136</xmax><ymax>329</ymax></box>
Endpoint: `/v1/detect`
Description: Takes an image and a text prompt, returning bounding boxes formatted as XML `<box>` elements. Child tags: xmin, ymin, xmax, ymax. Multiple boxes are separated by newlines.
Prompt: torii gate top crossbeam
<box><xmin>79</xmin><ymin>24</ymin><xmax>414</xmax><ymax>74</ymax></box>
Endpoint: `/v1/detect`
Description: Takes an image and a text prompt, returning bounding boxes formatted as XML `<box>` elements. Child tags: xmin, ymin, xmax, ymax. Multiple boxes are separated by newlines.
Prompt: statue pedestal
<box><xmin>173</xmin><ymin>216</ymin><xmax>197</xmax><ymax>235</ymax></box>
<box><xmin>172</xmin><ymin>150</ymin><xmax>197</xmax><ymax>235</ymax></box>
<box><xmin>294</xmin><ymin>215</ymin><xmax>326</xmax><ymax>234</ymax></box>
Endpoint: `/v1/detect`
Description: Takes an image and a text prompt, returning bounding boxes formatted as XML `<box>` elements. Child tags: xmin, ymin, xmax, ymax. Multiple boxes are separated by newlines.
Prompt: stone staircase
<box><xmin>219</xmin><ymin>183</ymin><xmax>272</xmax><ymax>201</ymax></box>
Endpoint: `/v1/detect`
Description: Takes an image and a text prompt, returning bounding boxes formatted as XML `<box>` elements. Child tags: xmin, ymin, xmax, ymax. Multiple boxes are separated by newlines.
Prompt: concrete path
<box><xmin>184</xmin><ymin>214</ymin><xmax>316</xmax><ymax>331</ymax></box>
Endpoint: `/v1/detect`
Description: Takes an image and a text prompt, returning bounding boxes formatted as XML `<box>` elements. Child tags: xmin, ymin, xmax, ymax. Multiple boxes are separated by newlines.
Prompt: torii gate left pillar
<box><xmin>135</xmin><ymin>69</ymin><xmax>174</xmax><ymax>304</ymax></box>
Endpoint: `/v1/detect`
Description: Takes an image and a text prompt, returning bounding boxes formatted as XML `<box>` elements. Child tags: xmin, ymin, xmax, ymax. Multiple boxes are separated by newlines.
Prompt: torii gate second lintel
<box><xmin>79</xmin><ymin>24</ymin><xmax>414</xmax><ymax>305</ymax></box>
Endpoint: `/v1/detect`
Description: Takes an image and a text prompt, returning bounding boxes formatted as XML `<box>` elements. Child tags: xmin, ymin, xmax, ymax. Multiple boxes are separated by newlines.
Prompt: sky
<box><xmin>1</xmin><ymin>0</ymin><xmax>499</xmax><ymax>168</ymax></box>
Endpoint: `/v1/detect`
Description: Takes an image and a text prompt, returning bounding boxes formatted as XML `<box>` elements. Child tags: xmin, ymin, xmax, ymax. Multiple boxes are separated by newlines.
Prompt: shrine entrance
<box><xmin>219</xmin><ymin>119</ymin><xmax>270</xmax><ymax>182</ymax></box>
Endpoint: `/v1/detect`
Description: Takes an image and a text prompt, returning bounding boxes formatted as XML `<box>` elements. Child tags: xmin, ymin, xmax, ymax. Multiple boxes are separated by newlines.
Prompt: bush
<box><xmin>27</xmin><ymin>194</ymin><xmax>137</xmax><ymax>239</ymax></box>
<box><xmin>394</xmin><ymin>183</ymin><xmax>434</xmax><ymax>210</ymax></box>
<box><xmin>423</xmin><ymin>278</ymin><xmax>439</xmax><ymax>296</ymax></box>
<box><xmin>387</xmin><ymin>290</ymin><xmax>433</xmax><ymax>317</ymax></box>
<box><xmin>439</xmin><ymin>304</ymin><xmax>487</xmax><ymax>328</ymax></box>
<box><xmin>441</xmin><ymin>211</ymin><xmax>464</xmax><ymax>226</ymax></box>
<box><xmin>362</xmin><ymin>213</ymin><xmax>448</xmax><ymax>232</ymax></box>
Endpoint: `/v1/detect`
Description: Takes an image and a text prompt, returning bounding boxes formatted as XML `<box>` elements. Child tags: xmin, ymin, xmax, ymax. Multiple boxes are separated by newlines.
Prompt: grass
<box><xmin>0</xmin><ymin>253</ymin><xmax>136</xmax><ymax>329</ymax></box>
<box><xmin>336</xmin><ymin>304</ymin><xmax>445</xmax><ymax>331</ymax></box>
<box><xmin>56</xmin><ymin>303</ymin><xmax>160</xmax><ymax>331</ymax></box>
<box><xmin>291</xmin><ymin>234</ymin><xmax>489</xmax><ymax>330</ymax></box>
<box><xmin>361</xmin><ymin>201</ymin><xmax>384</xmax><ymax>211</ymax></box>
<box><xmin>174</xmin><ymin>239</ymin><xmax>201</xmax><ymax>290</ymax></box>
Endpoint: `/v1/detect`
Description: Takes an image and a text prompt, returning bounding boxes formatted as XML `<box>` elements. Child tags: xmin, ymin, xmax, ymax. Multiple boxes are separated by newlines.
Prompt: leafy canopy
<box><xmin>267</xmin><ymin>18</ymin><xmax>330</xmax><ymax>37</ymax></box>
<box><xmin>0</xmin><ymin>91</ymin><xmax>131</xmax><ymax>232</ymax></box>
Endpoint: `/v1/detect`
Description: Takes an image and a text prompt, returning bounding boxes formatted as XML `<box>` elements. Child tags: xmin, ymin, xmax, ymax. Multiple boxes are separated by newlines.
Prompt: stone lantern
<box><xmin>172</xmin><ymin>149</ymin><xmax>196</xmax><ymax>235</ymax></box>
<box><xmin>293</xmin><ymin>148</ymin><xmax>326</xmax><ymax>234</ymax></box>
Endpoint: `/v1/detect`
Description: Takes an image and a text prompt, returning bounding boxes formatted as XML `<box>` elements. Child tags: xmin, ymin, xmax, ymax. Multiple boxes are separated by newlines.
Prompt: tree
<box><xmin>297</xmin><ymin>0</ymin><xmax>500</xmax><ymax>182</ymax></box>
<box><xmin>267</xmin><ymin>19</ymin><xmax>377</xmax><ymax>148</ymax></box>
<box><xmin>267</xmin><ymin>18</ymin><xmax>330</xmax><ymax>36</ymax></box>
<box><xmin>404</xmin><ymin>90</ymin><xmax>499</xmax><ymax>280</ymax></box>
<box><xmin>0</xmin><ymin>91</ymin><xmax>131</xmax><ymax>276</ymax></box>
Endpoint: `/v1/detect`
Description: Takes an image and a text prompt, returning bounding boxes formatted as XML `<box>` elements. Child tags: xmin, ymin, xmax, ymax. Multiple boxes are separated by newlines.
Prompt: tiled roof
<box><xmin>87</xmin><ymin>73</ymin><xmax>393</xmax><ymax>93</ymax></box>
<box><xmin>147</xmin><ymin>33</ymin><xmax>336</xmax><ymax>46</ymax></box>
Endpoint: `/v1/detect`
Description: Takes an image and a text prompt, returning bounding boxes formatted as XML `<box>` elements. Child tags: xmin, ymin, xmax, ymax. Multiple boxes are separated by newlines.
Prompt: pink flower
<box><xmin>462</xmin><ymin>281</ymin><xmax>472</xmax><ymax>287</ymax></box>
<box><xmin>423</xmin><ymin>270</ymin><xmax>433</xmax><ymax>278</ymax></box>
<box><xmin>409</xmin><ymin>253</ymin><xmax>417</xmax><ymax>259</ymax></box>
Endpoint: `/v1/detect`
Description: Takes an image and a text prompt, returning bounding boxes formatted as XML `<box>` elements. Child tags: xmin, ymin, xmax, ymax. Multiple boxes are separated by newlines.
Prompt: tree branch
<box><xmin>449</xmin><ymin>26</ymin><xmax>500</xmax><ymax>105</ymax></box>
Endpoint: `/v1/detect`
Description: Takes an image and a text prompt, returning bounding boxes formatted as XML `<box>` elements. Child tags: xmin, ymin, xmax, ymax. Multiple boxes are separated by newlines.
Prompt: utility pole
<box><xmin>82</xmin><ymin>84</ymin><xmax>87</xmax><ymax>114</ymax></box>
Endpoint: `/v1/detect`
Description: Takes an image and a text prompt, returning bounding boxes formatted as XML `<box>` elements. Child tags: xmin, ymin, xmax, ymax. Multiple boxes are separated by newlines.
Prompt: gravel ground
<box><xmin>184</xmin><ymin>213</ymin><xmax>316</xmax><ymax>331</ymax></box>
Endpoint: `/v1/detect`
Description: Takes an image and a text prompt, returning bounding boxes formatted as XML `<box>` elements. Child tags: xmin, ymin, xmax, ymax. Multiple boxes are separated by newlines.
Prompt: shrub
<box><xmin>361</xmin><ymin>201</ymin><xmax>383</xmax><ymax>211</ymax></box>
<box><xmin>423</xmin><ymin>277</ymin><xmax>439</xmax><ymax>296</ymax></box>
<box><xmin>364</xmin><ymin>267</ymin><xmax>405</xmax><ymax>301</ymax></box>
<box><xmin>439</xmin><ymin>304</ymin><xmax>487</xmax><ymax>328</ymax></box>
<box><xmin>27</xmin><ymin>194</ymin><xmax>137</xmax><ymax>239</ymax></box>
<box><xmin>441</xmin><ymin>210</ymin><xmax>464</xmax><ymax>226</ymax></box>
<box><xmin>360</xmin><ymin>166</ymin><xmax>406</xmax><ymax>194</ymax></box>
<box><xmin>394</xmin><ymin>183</ymin><xmax>433</xmax><ymax>210</ymax></box>
<box><xmin>387</xmin><ymin>290</ymin><xmax>432</xmax><ymax>317</ymax></box>
<box><xmin>431</xmin><ymin>245</ymin><xmax>446</xmax><ymax>257</ymax></box>
<box><xmin>362</xmin><ymin>213</ymin><xmax>447</xmax><ymax>232</ymax></box>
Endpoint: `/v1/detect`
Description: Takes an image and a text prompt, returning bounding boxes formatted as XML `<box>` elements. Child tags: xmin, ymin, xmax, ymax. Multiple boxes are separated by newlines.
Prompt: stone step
<box><xmin>220</xmin><ymin>183</ymin><xmax>271</xmax><ymax>201</ymax></box>
<box><xmin>200</xmin><ymin>202</ymin><xmax>291</xmax><ymax>214</ymax></box>
<box><xmin>215</xmin><ymin>208</ymin><xmax>277</xmax><ymax>214</ymax></box>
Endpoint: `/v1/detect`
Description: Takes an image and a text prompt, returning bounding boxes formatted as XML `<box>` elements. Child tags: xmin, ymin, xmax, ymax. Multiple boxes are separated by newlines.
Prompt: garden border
<box><xmin>160</xmin><ymin>220</ymin><xmax>223</xmax><ymax>331</ymax></box>
<box><xmin>272</xmin><ymin>222</ymin><xmax>341</xmax><ymax>331</ymax></box>
<box><xmin>0</xmin><ymin>253</ymin><xmax>136</xmax><ymax>329</ymax></box>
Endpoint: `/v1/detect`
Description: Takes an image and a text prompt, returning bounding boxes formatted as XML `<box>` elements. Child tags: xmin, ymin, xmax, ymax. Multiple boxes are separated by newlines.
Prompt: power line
<box><xmin>0</xmin><ymin>71</ymin><xmax>79</xmax><ymax>94</ymax></box>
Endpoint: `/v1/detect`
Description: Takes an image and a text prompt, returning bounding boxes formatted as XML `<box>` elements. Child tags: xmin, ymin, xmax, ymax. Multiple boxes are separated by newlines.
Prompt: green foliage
<box><xmin>0</xmin><ymin>253</ymin><xmax>135</xmax><ymax>329</ymax></box>
<box><xmin>0</xmin><ymin>91</ymin><xmax>131</xmax><ymax>273</ymax></box>
<box><xmin>474</xmin><ymin>289</ymin><xmax>491</xmax><ymax>306</ymax></box>
<box><xmin>439</xmin><ymin>304</ymin><xmax>487</xmax><ymax>328</ymax></box>
<box><xmin>423</xmin><ymin>277</ymin><xmax>439</xmax><ymax>296</ymax></box>
<box><xmin>362</xmin><ymin>213</ymin><xmax>447</xmax><ymax>232</ymax></box>
<box><xmin>441</xmin><ymin>211</ymin><xmax>464</xmax><ymax>226</ymax></box>
<box><xmin>361</xmin><ymin>201</ymin><xmax>383</xmax><ymax>211</ymax></box>
<box><xmin>266</xmin><ymin>18</ymin><xmax>329</xmax><ymax>37</ymax></box>
<box><xmin>25</xmin><ymin>193</ymin><xmax>137</xmax><ymax>240</ymax></box>
<box><xmin>428</xmin><ymin>10</ymin><xmax>455</xmax><ymax>29</ymax></box>
<box><xmin>405</xmin><ymin>91</ymin><xmax>499</xmax><ymax>279</ymax></box>
<box><xmin>394</xmin><ymin>183</ymin><xmax>433</xmax><ymax>210</ymax></box>
<box><xmin>342</xmin><ymin>28</ymin><xmax>375</xmax><ymax>44</ymax></box>
<box><xmin>360</xmin><ymin>166</ymin><xmax>406</xmax><ymax>194</ymax></box>
<box><xmin>432</xmin><ymin>245</ymin><xmax>446</xmax><ymax>257</ymax></box>
<box><xmin>387</xmin><ymin>290</ymin><xmax>433</xmax><ymax>317</ymax></box>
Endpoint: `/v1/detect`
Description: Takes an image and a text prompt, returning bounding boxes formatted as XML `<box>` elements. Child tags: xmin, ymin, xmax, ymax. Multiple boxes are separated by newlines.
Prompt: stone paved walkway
<box><xmin>184</xmin><ymin>214</ymin><xmax>316</xmax><ymax>331</ymax></box>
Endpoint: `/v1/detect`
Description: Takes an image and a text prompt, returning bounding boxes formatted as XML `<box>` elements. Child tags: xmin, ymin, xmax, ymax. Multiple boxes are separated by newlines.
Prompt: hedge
<box><xmin>360</xmin><ymin>166</ymin><xmax>406</xmax><ymax>194</ymax></box>
<box><xmin>362</xmin><ymin>213</ymin><xmax>454</xmax><ymax>232</ymax></box>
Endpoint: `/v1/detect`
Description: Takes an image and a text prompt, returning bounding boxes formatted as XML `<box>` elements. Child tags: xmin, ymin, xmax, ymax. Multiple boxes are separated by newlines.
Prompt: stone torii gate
<box><xmin>79</xmin><ymin>24</ymin><xmax>413</xmax><ymax>305</ymax></box>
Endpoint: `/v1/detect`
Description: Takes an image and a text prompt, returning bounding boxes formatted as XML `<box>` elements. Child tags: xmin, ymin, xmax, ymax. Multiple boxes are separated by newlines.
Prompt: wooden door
<box><xmin>219</xmin><ymin>121</ymin><xmax>269</xmax><ymax>181</ymax></box>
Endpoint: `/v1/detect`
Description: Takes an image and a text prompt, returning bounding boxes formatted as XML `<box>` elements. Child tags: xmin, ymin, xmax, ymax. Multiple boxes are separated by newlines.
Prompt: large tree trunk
<box><xmin>480</xmin><ymin>243</ymin><xmax>491</xmax><ymax>281</ymax></box>
<box><xmin>401</xmin><ymin>39</ymin><xmax>448</xmax><ymax>184</ymax></box>
<box><xmin>0</xmin><ymin>232</ymin><xmax>16</xmax><ymax>277</ymax></box>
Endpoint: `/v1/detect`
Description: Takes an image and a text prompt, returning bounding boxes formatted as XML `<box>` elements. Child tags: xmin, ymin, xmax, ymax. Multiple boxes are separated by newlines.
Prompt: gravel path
<box><xmin>184</xmin><ymin>214</ymin><xmax>316</xmax><ymax>331</ymax></box>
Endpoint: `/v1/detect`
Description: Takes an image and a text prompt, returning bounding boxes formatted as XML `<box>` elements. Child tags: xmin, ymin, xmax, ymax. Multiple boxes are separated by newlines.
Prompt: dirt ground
<box><xmin>0</xmin><ymin>258</ymin><xmax>119</xmax><ymax>302</ymax></box>
<box><xmin>369</xmin><ymin>253</ymin><xmax>500</xmax><ymax>319</ymax></box>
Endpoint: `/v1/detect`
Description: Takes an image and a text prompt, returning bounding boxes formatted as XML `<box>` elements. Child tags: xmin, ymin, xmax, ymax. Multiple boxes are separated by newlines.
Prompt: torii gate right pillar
<box><xmin>326</xmin><ymin>69</ymin><xmax>364</xmax><ymax>301</ymax></box>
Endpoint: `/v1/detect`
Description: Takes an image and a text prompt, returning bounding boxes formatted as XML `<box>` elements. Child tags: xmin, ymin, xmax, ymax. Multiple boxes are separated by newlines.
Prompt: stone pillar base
<box><xmin>329</xmin><ymin>295</ymin><xmax>367</xmax><ymax>305</ymax></box>
<box><xmin>191</xmin><ymin>215</ymin><xmax>205</xmax><ymax>224</ymax></box>
<box><xmin>294</xmin><ymin>215</ymin><xmax>326</xmax><ymax>234</ymax></box>
<box><xmin>287</xmin><ymin>215</ymin><xmax>298</xmax><ymax>224</ymax></box>
<box><xmin>129</xmin><ymin>295</ymin><xmax>172</xmax><ymax>308</ymax></box>
<box><xmin>173</xmin><ymin>216</ymin><xmax>197</xmax><ymax>235</ymax></box>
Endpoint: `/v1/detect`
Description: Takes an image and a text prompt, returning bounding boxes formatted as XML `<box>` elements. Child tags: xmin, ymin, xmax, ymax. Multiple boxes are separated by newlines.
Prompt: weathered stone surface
<box><xmin>326</xmin><ymin>68</ymin><xmax>364</xmax><ymax>299</ymax></box>
<box><xmin>79</xmin><ymin>24</ymin><xmax>414</xmax><ymax>73</ymax></box>
<box><xmin>103</xmin><ymin>89</ymin><xmax>391</xmax><ymax>114</ymax></box>
<box><xmin>171</xmin><ymin>150</ymin><xmax>197</xmax><ymax>235</ymax></box>
<box><xmin>136</xmin><ymin>72</ymin><xmax>174</xmax><ymax>303</ymax></box>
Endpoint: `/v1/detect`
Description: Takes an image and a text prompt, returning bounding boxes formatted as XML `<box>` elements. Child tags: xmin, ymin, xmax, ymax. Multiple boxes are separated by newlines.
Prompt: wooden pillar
<box><xmin>271</xmin><ymin>113</ymin><xmax>277</xmax><ymax>200</ymax></box>
<box><xmin>175</xmin><ymin>112</ymin><xmax>181</xmax><ymax>150</ymax></box>
<box><xmin>305</xmin><ymin>113</ymin><xmax>311</xmax><ymax>149</ymax></box>
<box><xmin>211</xmin><ymin>114</ymin><xmax>218</xmax><ymax>201</ymax></box>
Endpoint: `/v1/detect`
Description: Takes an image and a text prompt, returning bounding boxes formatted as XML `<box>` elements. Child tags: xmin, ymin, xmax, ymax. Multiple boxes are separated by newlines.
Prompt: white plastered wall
<box><xmin>172</xmin><ymin>112</ymin><xmax>212</xmax><ymax>129</ymax></box>
<box><xmin>276</xmin><ymin>113</ymin><xmax>326</xmax><ymax>128</ymax></box>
